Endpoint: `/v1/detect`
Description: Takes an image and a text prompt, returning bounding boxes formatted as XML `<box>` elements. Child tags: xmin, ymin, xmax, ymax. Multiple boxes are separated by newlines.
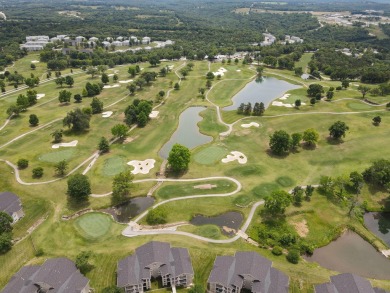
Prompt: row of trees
<box><xmin>237</xmin><ymin>102</ymin><xmax>265</xmax><ymax>116</ymax></box>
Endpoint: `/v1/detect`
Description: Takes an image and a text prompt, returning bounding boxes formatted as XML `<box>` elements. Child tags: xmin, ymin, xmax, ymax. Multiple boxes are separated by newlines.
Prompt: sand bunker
<box><xmin>107</xmin><ymin>74</ymin><xmax>115</xmax><ymax>77</ymax></box>
<box><xmin>241</xmin><ymin>122</ymin><xmax>259</xmax><ymax>128</ymax></box>
<box><xmin>212</xmin><ymin>67</ymin><xmax>228</xmax><ymax>77</ymax></box>
<box><xmin>36</xmin><ymin>94</ymin><xmax>45</xmax><ymax>100</ymax></box>
<box><xmin>272</xmin><ymin>101</ymin><xmax>293</xmax><ymax>108</ymax></box>
<box><xmin>31</xmin><ymin>60</ymin><xmax>40</xmax><ymax>63</ymax></box>
<box><xmin>168</xmin><ymin>65</ymin><xmax>174</xmax><ymax>70</ymax></box>
<box><xmin>103</xmin><ymin>84</ymin><xmax>120</xmax><ymax>89</ymax></box>
<box><xmin>279</xmin><ymin>94</ymin><xmax>290</xmax><ymax>100</ymax></box>
<box><xmin>52</xmin><ymin>140</ymin><xmax>78</xmax><ymax>149</ymax></box>
<box><xmin>221</xmin><ymin>151</ymin><xmax>247</xmax><ymax>164</ymax></box>
<box><xmin>127</xmin><ymin>159</ymin><xmax>156</xmax><ymax>175</ymax></box>
<box><xmin>119</xmin><ymin>79</ymin><xmax>133</xmax><ymax>84</ymax></box>
<box><xmin>149</xmin><ymin>111</ymin><xmax>159</xmax><ymax>118</ymax></box>
<box><xmin>102</xmin><ymin>111</ymin><xmax>113</xmax><ymax>118</ymax></box>
<box><xmin>194</xmin><ymin>184</ymin><xmax>217</xmax><ymax>190</ymax></box>
<box><xmin>293</xmin><ymin>219</ymin><xmax>309</xmax><ymax>238</ymax></box>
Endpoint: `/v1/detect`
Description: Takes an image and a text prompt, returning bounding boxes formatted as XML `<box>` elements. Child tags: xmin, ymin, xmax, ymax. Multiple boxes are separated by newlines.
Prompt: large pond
<box><xmin>223</xmin><ymin>76</ymin><xmax>301</xmax><ymax>111</ymax></box>
<box><xmin>159</xmin><ymin>106</ymin><xmax>212</xmax><ymax>159</ymax></box>
<box><xmin>364</xmin><ymin>212</ymin><xmax>390</xmax><ymax>246</ymax></box>
<box><xmin>103</xmin><ymin>197</ymin><xmax>154</xmax><ymax>223</ymax></box>
<box><xmin>305</xmin><ymin>230</ymin><xmax>390</xmax><ymax>279</ymax></box>
<box><xmin>190</xmin><ymin>211</ymin><xmax>243</xmax><ymax>235</ymax></box>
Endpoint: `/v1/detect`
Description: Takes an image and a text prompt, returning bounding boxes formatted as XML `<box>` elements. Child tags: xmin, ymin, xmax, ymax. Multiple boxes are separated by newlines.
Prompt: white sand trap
<box><xmin>168</xmin><ymin>65</ymin><xmax>174</xmax><ymax>70</ymax></box>
<box><xmin>236</xmin><ymin>70</ymin><xmax>241</xmax><ymax>72</ymax></box>
<box><xmin>212</xmin><ymin>67</ymin><xmax>228</xmax><ymax>77</ymax></box>
<box><xmin>36</xmin><ymin>94</ymin><xmax>45</xmax><ymax>100</ymax></box>
<box><xmin>241</xmin><ymin>122</ymin><xmax>260</xmax><ymax>128</ymax></box>
<box><xmin>194</xmin><ymin>184</ymin><xmax>217</xmax><ymax>190</ymax></box>
<box><xmin>31</xmin><ymin>60</ymin><xmax>40</xmax><ymax>63</ymax></box>
<box><xmin>222</xmin><ymin>151</ymin><xmax>247</xmax><ymax>164</ymax></box>
<box><xmin>279</xmin><ymin>94</ymin><xmax>290</xmax><ymax>100</ymax></box>
<box><xmin>272</xmin><ymin>101</ymin><xmax>293</xmax><ymax>108</ymax></box>
<box><xmin>102</xmin><ymin>111</ymin><xmax>113</xmax><ymax>118</ymax></box>
<box><xmin>107</xmin><ymin>74</ymin><xmax>115</xmax><ymax>77</ymax></box>
<box><xmin>119</xmin><ymin>79</ymin><xmax>133</xmax><ymax>84</ymax></box>
<box><xmin>103</xmin><ymin>84</ymin><xmax>120</xmax><ymax>89</ymax></box>
<box><xmin>149</xmin><ymin>111</ymin><xmax>159</xmax><ymax>118</ymax></box>
<box><xmin>127</xmin><ymin>159</ymin><xmax>156</xmax><ymax>175</ymax></box>
<box><xmin>52</xmin><ymin>140</ymin><xmax>78</xmax><ymax>149</ymax></box>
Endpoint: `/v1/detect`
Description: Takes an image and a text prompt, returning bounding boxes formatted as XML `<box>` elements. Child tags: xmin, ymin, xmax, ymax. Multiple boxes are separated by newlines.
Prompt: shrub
<box><xmin>35</xmin><ymin>248</ymin><xmax>44</xmax><ymax>257</ymax></box>
<box><xmin>32</xmin><ymin>167</ymin><xmax>44</xmax><ymax>178</ymax></box>
<box><xmin>146</xmin><ymin>207</ymin><xmax>167</xmax><ymax>225</ymax></box>
<box><xmin>17</xmin><ymin>159</ymin><xmax>29</xmax><ymax>169</ymax></box>
<box><xmin>286</xmin><ymin>249</ymin><xmax>300</xmax><ymax>264</ymax></box>
<box><xmin>272</xmin><ymin>246</ymin><xmax>283</xmax><ymax>256</ymax></box>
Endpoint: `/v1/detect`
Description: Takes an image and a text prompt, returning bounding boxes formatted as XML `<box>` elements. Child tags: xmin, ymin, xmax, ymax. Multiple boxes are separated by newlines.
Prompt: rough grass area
<box><xmin>224</xmin><ymin>164</ymin><xmax>266</xmax><ymax>177</ymax></box>
<box><xmin>102</xmin><ymin>155</ymin><xmax>126</xmax><ymax>176</ymax></box>
<box><xmin>252</xmin><ymin>182</ymin><xmax>280</xmax><ymax>198</ymax></box>
<box><xmin>193</xmin><ymin>146</ymin><xmax>229</xmax><ymax>165</ymax></box>
<box><xmin>38</xmin><ymin>149</ymin><xmax>76</xmax><ymax>163</ymax></box>
<box><xmin>74</xmin><ymin>213</ymin><xmax>113</xmax><ymax>240</ymax></box>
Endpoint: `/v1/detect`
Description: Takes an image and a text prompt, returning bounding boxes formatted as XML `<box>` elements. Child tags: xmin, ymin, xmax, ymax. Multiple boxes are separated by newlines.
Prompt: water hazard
<box><xmin>190</xmin><ymin>211</ymin><xmax>243</xmax><ymax>235</ymax></box>
<box><xmin>104</xmin><ymin>197</ymin><xmax>155</xmax><ymax>223</ymax></box>
<box><xmin>364</xmin><ymin>212</ymin><xmax>390</xmax><ymax>247</ymax></box>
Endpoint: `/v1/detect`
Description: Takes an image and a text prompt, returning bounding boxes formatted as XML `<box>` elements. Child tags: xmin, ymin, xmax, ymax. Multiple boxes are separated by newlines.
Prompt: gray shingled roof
<box><xmin>0</xmin><ymin>191</ymin><xmax>22</xmax><ymax>216</ymax></box>
<box><xmin>208</xmin><ymin>251</ymin><xmax>289</xmax><ymax>293</ymax></box>
<box><xmin>117</xmin><ymin>241</ymin><xmax>193</xmax><ymax>288</ymax></box>
<box><xmin>1</xmin><ymin>258</ymin><xmax>89</xmax><ymax>293</ymax></box>
<box><xmin>315</xmin><ymin>273</ymin><xmax>389</xmax><ymax>293</ymax></box>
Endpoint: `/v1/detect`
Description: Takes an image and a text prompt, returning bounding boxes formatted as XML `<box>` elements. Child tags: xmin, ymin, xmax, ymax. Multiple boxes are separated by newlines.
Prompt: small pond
<box><xmin>223</xmin><ymin>77</ymin><xmax>300</xmax><ymax>111</ymax></box>
<box><xmin>364</xmin><ymin>212</ymin><xmax>390</xmax><ymax>246</ymax></box>
<box><xmin>305</xmin><ymin>230</ymin><xmax>390</xmax><ymax>279</ymax></box>
<box><xmin>159</xmin><ymin>106</ymin><xmax>213</xmax><ymax>159</ymax></box>
<box><xmin>104</xmin><ymin>197</ymin><xmax>154</xmax><ymax>223</ymax></box>
<box><xmin>190</xmin><ymin>211</ymin><xmax>243</xmax><ymax>235</ymax></box>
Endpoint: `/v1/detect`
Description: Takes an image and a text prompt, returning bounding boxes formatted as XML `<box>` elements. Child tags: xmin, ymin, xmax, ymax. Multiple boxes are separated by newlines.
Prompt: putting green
<box><xmin>194</xmin><ymin>146</ymin><xmax>228</xmax><ymax>165</ymax></box>
<box><xmin>38</xmin><ymin>149</ymin><xmax>75</xmax><ymax>163</ymax></box>
<box><xmin>74</xmin><ymin>213</ymin><xmax>112</xmax><ymax>240</ymax></box>
<box><xmin>102</xmin><ymin>156</ymin><xmax>126</xmax><ymax>176</ymax></box>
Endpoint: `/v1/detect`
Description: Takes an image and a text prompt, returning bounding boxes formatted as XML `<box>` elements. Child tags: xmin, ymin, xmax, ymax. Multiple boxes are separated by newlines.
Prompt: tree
<box><xmin>286</xmin><ymin>250</ymin><xmax>300</xmax><ymax>264</ymax></box>
<box><xmin>257</xmin><ymin>66</ymin><xmax>264</xmax><ymax>76</ymax></box>
<box><xmin>329</xmin><ymin>121</ymin><xmax>349</xmax><ymax>140</ymax></box>
<box><xmin>90</xmin><ymin>97</ymin><xmax>103</xmax><ymax>114</ymax></box>
<box><xmin>54</xmin><ymin>160</ymin><xmax>68</xmax><ymax>177</ymax></box>
<box><xmin>17</xmin><ymin>159</ymin><xmax>29</xmax><ymax>169</ymax></box>
<box><xmin>101</xmin><ymin>73</ymin><xmax>109</xmax><ymax>84</ymax></box>
<box><xmin>307</xmin><ymin>84</ymin><xmax>324</xmax><ymax>97</ymax></box>
<box><xmin>206</xmin><ymin>80</ymin><xmax>212</xmax><ymax>89</ymax></box>
<box><xmin>32</xmin><ymin>167</ymin><xmax>44</xmax><ymax>178</ymax></box>
<box><xmin>135</xmin><ymin>78</ymin><xmax>146</xmax><ymax>89</ymax></box>
<box><xmin>128</xmin><ymin>66</ymin><xmax>136</xmax><ymax>78</ymax></box>
<box><xmin>292</xmin><ymin>186</ymin><xmax>304</xmax><ymax>206</ymax></box>
<box><xmin>75</xmin><ymin>251</ymin><xmax>93</xmax><ymax>274</ymax></box>
<box><xmin>74</xmin><ymin>94</ymin><xmax>82</xmax><ymax>103</ymax></box>
<box><xmin>305</xmin><ymin>185</ymin><xmax>314</xmax><ymax>201</ymax></box>
<box><xmin>341</xmin><ymin>80</ymin><xmax>350</xmax><ymax>89</ymax></box>
<box><xmin>372</xmin><ymin>116</ymin><xmax>381</xmax><ymax>126</ymax></box>
<box><xmin>137</xmin><ymin>111</ymin><xmax>148</xmax><ymax>127</ymax></box>
<box><xmin>174</xmin><ymin>83</ymin><xmax>180</xmax><ymax>90</ymax></box>
<box><xmin>111</xmin><ymin>124</ymin><xmax>128</xmax><ymax>141</ymax></box>
<box><xmin>206</xmin><ymin>72</ymin><xmax>214</xmax><ymax>80</ymax></box>
<box><xmin>127</xmin><ymin>83</ymin><xmax>137</xmax><ymax>95</ymax></box>
<box><xmin>58</xmin><ymin>90</ymin><xmax>72</xmax><ymax>104</ymax></box>
<box><xmin>290</xmin><ymin>133</ymin><xmax>302</xmax><ymax>150</ymax></box>
<box><xmin>51</xmin><ymin>129</ymin><xmax>63</xmax><ymax>143</ymax></box>
<box><xmin>294</xmin><ymin>99</ymin><xmax>301</xmax><ymax>108</ymax></box>
<box><xmin>0</xmin><ymin>212</ymin><xmax>13</xmax><ymax>234</ymax></box>
<box><xmin>326</xmin><ymin>91</ymin><xmax>334</xmax><ymax>100</ymax></box>
<box><xmin>264</xmin><ymin>190</ymin><xmax>292</xmax><ymax>216</ymax></box>
<box><xmin>112</xmin><ymin>170</ymin><xmax>133</xmax><ymax>204</ymax></box>
<box><xmin>67</xmin><ymin>174</ymin><xmax>91</xmax><ymax>201</ymax></box>
<box><xmin>269</xmin><ymin>130</ymin><xmax>290</xmax><ymax>155</ymax></box>
<box><xmin>113</xmin><ymin>74</ymin><xmax>118</xmax><ymax>83</ymax></box>
<box><xmin>358</xmin><ymin>85</ymin><xmax>371</xmax><ymax>99</ymax></box>
<box><xmin>146</xmin><ymin>207</ymin><xmax>167</xmax><ymax>225</ymax></box>
<box><xmin>29</xmin><ymin>114</ymin><xmax>39</xmax><ymax>126</ymax></box>
<box><xmin>86</xmin><ymin>66</ymin><xmax>98</xmax><ymax>78</ymax></box>
<box><xmin>30</xmin><ymin>63</ymin><xmax>36</xmax><ymax>70</ymax></box>
<box><xmin>63</xmin><ymin>108</ymin><xmax>91</xmax><ymax>132</ymax></box>
<box><xmin>310</xmin><ymin>98</ymin><xmax>316</xmax><ymax>106</ymax></box>
<box><xmin>65</xmin><ymin>76</ymin><xmax>74</xmax><ymax>87</ymax></box>
<box><xmin>302</xmin><ymin>128</ymin><xmax>319</xmax><ymax>146</ymax></box>
<box><xmin>98</xmin><ymin>137</ymin><xmax>110</xmax><ymax>153</ymax></box>
<box><xmin>294</xmin><ymin>67</ymin><xmax>303</xmax><ymax>76</ymax></box>
<box><xmin>0</xmin><ymin>233</ymin><xmax>12</xmax><ymax>254</ymax></box>
<box><xmin>55</xmin><ymin>77</ymin><xmax>65</xmax><ymax>87</ymax></box>
<box><xmin>168</xmin><ymin>143</ymin><xmax>191</xmax><ymax>172</ymax></box>
<box><xmin>350</xmin><ymin>171</ymin><xmax>364</xmax><ymax>194</ymax></box>
<box><xmin>180</xmin><ymin>68</ymin><xmax>188</xmax><ymax>79</ymax></box>
<box><xmin>25</xmin><ymin>78</ymin><xmax>35</xmax><ymax>88</ymax></box>
<box><xmin>16</xmin><ymin>94</ymin><xmax>29</xmax><ymax>111</ymax></box>
<box><xmin>362</xmin><ymin>159</ymin><xmax>390</xmax><ymax>188</ymax></box>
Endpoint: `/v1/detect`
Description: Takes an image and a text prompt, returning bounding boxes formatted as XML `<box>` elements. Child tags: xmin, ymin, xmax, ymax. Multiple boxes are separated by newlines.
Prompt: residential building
<box><xmin>142</xmin><ymin>37</ymin><xmax>151</xmax><ymax>44</ymax></box>
<box><xmin>102</xmin><ymin>41</ymin><xmax>111</xmax><ymax>47</ymax></box>
<box><xmin>26</xmin><ymin>35</ymin><xmax>49</xmax><ymax>42</ymax></box>
<box><xmin>89</xmin><ymin>37</ymin><xmax>99</xmax><ymax>42</ymax></box>
<box><xmin>260</xmin><ymin>33</ymin><xmax>276</xmax><ymax>46</ymax></box>
<box><xmin>0</xmin><ymin>191</ymin><xmax>24</xmax><ymax>223</ymax></box>
<box><xmin>1</xmin><ymin>257</ymin><xmax>90</xmax><ymax>293</ymax></box>
<box><xmin>112</xmin><ymin>41</ymin><xmax>123</xmax><ymax>47</ymax></box>
<box><xmin>117</xmin><ymin>241</ymin><xmax>194</xmax><ymax>293</ymax></box>
<box><xmin>123</xmin><ymin>40</ymin><xmax>130</xmax><ymax>46</ymax></box>
<box><xmin>75</xmin><ymin>36</ymin><xmax>85</xmax><ymax>43</ymax></box>
<box><xmin>315</xmin><ymin>273</ymin><xmax>389</xmax><ymax>293</ymax></box>
<box><xmin>57</xmin><ymin>35</ymin><xmax>68</xmax><ymax>40</ymax></box>
<box><xmin>207</xmin><ymin>251</ymin><xmax>289</xmax><ymax>293</ymax></box>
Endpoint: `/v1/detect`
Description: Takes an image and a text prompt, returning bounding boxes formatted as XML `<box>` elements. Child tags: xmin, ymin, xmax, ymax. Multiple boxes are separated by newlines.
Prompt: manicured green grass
<box><xmin>73</xmin><ymin>213</ymin><xmax>113</xmax><ymax>240</ymax></box>
<box><xmin>193</xmin><ymin>146</ymin><xmax>229</xmax><ymax>165</ymax></box>
<box><xmin>101</xmin><ymin>155</ymin><xmax>126</xmax><ymax>176</ymax></box>
<box><xmin>295</xmin><ymin>53</ymin><xmax>313</xmax><ymax>73</ymax></box>
<box><xmin>252</xmin><ymin>182</ymin><xmax>280</xmax><ymax>198</ymax></box>
<box><xmin>38</xmin><ymin>149</ymin><xmax>76</xmax><ymax>163</ymax></box>
<box><xmin>156</xmin><ymin>179</ymin><xmax>237</xmax><ymax>199</ymax></box>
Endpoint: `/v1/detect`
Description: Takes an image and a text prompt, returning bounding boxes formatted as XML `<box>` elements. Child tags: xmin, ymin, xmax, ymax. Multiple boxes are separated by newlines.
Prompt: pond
<box><xmin>222</xmin><ymin>77</ymin><xmax>300</xmax><ymax>111</ymax></box>
<box><xmin>364</xmin><ymin>212</ymin><xmax>390</xmax><ymax>247</ymax></box>
<box><xmin>190</xmin><ymin>211</ymin><xmax>243</xmax><ymax>235</ymax></box>
<box><xmin>305</xmin><ymin>230</ymin><xmax>390</xmax><ymax>280</ymax></box>
<box><xmin>103</xmin><ymin>197</ymin><xmax>155</xmax><ymax>223</ymax></box>
<box><xmin>158</xmin><ymin>106</ymin><xmax>213</xmax><ymax>159</ymax></box>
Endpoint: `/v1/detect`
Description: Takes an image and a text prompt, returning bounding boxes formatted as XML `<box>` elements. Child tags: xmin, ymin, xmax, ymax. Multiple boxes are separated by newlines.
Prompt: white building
<box><xmin>142</xmin><ymin>36</ymin><xmax>151</xmax><ymax>44</ymax></box>
<box><xmin>112</xmin><ymin>41</ymin><xmax>123</xmax><ymax>46</ymax></box>
<box><xmin>102</xmin><ymin>41</ymin><xmax>111</xmax><ymax>47</ymax></box>
<box><xmin>89</xmin><ymin>37</ymin><xmax>99</xmax><ymax>42</ymax></box>
<box><xmin>57</xmin><ymin>35</ymin><xmax>67</xmax><ymax>40</ymax></box>
<box><xmin>75</xmin><ymin>36</ymin><xmax>85</xmax><ymax>43</ymax></box>
<box><xmin>260</xmin><ymin>33</ymin><xmax>276</xmax><ymax>46</ymax></box>
<box><xmin>26</xmin><ymin>35</ymin><xmax>49</xmax><ymax>42</ymax></box>
<box><xmin>122</xmin><ymin>40</ymin><xmax>130</xmax><ymax>46</ymax></box>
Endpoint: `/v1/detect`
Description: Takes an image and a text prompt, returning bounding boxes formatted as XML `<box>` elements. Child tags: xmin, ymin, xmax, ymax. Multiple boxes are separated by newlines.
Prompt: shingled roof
<box><xmin>208</xmin><ymin>251</ymin><xmax>289</xmax><ymax>293</ymax></box>
<box><xmin>1</xmin><ymin>258</ymin><xmax>89</xmax><ymax>293</ymax></box>
<box><xmin>315</xmin><ymin>273</ymin><xmax>390</xmax><ymax>293</ymax></box>
<box><xmin>0</xmin><ymin>191</ymin><xmax>22</xmax><ymax>216</ymax></box>
<box><xmin>117</xmin><ymin>241</ymin><xmax>193</xmax><ymax>288</ymax></box>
